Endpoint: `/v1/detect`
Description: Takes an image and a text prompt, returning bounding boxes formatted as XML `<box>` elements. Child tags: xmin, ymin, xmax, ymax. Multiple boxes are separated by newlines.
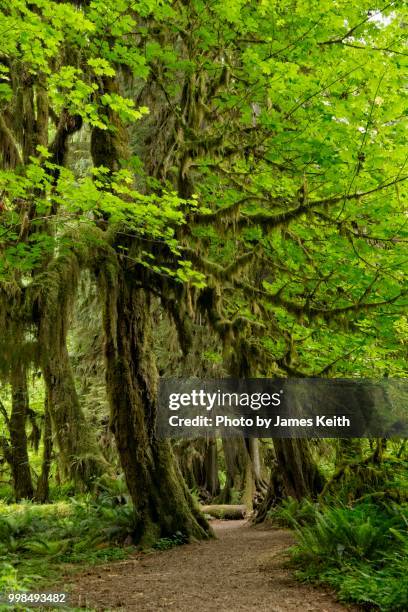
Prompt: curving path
<box><xmin>66</xmin><ymin>520</ymin><xmax>358</xmax><ymax>611</ymax></box>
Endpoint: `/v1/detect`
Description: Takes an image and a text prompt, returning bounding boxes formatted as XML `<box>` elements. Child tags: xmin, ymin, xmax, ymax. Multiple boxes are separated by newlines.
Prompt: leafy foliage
<box><xmin>0</xmin><ymin>495</ymin><xmax>137</xmax><ymax>591</ymax></box>
<box><xmin>0</xmin><ymin>0</ymin><xmax>407</xmax><ymax>606</ymax></box>
<box><xmin>151</xmin><ymin>532</ymin><xmax>188</xmax><ymax>551</ymax></box>
<box><xmin>291</xmin><ymin>502</ymin><xmax>408</xmax><ymax>611</ymax></box>
<box><xmin>267</xmin><ymin>497</ymin><xmax>318</xmax><ymax>528</ymax></box>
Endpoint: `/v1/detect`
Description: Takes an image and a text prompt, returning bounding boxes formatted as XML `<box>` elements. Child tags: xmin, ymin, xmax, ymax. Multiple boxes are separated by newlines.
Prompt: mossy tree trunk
<box><xmin>89</xmin><ymin>75</ymin><xmax>210</xmax><ymax>542</ymax></box>
<box><xmin>203</xmin><ymin>435</ymin><xmax>220</xmax><ymax>498</ymax></box>
<box><xmin>218</xmin><ymin>436</ymin><xmax>247</xmax><ymax>504</ymax></box>
<box><xmin>255</xmin><ymin>438</ymin><xmax>325</xmax><ymax>522</ymax></box>
<box><xmin>34</xmin><ymin>391</ymin><xmax>53</xmax><ymax>502</ymax></box>
<box><xmin>273</xmin><ymin>439</ymin><xmax>324</xmax><ymax>500</ymax></box>
<box><xmin>246</xmin><ymin>437</ymin><xmax>268</xmax><ymax>511</ymax></box>
<box><xmin>41</xmin><ymin>338</ymin><xmax>102</xmax><ymax>485</ymax></box>
<box><xmin>173</xmin><ymin>439</ymin><xmax>204</xmax><ymax>492</ymax></box>
<box><xmin>227</xmin><ymin>350</ymin><xmax>324</xmax><ymax>516</ymax></box>
<box><xmin>175</xmin><ymin>437</ymin><xmax>220</xmax><ymax>501</ymax></box>
<box><xmin>101</xmin><ymin>267</ymin><xmax>211</xmax><ymax>545</ymax></box>
<box><xmin>9</xmin><ymin>363</ymin><xmax>34</xmax><ymax>500</ymax></box>
<box><xmin>35</xmin><ymin>256</ymin><xmax>107</xmax><ymax>486</ymax></box>
<box><xmin>248</xmin><ymin>437</ymin><xmax>268</xmax><ymax>493</ymax></box>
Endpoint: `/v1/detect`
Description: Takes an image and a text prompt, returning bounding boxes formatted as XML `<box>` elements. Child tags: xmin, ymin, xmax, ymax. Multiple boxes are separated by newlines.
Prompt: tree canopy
<box><xmin>0</xmin><ymin>0</ymin><xmax>406</xmax><ymax>557</ymax></box>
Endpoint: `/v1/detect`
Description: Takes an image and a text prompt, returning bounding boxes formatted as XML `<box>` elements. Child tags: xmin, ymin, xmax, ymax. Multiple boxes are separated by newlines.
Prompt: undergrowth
<box><xmin>267</xmin><ymin>457</ymin><xmax>408</xmax><ymax>611</ymax></box>
<box><xmin>0</xmin><ymin>495</ymin><xmax>136</xmax><ymax>593</ymax></box>
<box><xmin>0</xmin><ymin>478</ymin><xmax>186</xmax><ymax>596</ymax></box>
<box><xmin>151</xmin><ymin>532</ymin><xmax>188</xmax><ymax>550</ymax></box>
<box><xmin>292</xmin><ymin>502</ymin><xmax>408</xmax><ymax>611</ymax></box>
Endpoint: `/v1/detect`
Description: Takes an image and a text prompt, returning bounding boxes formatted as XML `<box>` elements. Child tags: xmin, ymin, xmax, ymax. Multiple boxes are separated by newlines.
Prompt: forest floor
<box><xmin>64</xmin><ymin>520</ymin><xmax>358</xmax><ymax>611</ymax></box>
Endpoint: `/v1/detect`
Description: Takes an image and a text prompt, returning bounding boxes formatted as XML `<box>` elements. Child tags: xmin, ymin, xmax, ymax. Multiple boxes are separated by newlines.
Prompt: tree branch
<box><xmin>235</xmin><ymin>175</ymin><xmax>408</xmax><ymax>229</ymax></box>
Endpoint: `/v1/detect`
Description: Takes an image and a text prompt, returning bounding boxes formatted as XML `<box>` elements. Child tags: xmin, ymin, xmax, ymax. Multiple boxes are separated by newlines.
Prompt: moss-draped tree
<box><xmin>0</xmin><ymin>0</ymin><xmax>406</xmax><ymax>528</ymax></box>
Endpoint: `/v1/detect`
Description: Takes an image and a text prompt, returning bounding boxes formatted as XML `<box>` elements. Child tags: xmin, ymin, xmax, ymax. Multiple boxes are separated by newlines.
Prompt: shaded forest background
<box><xmin>0</xmin><ymin>0</ymin><xmax>407</xmax><ymax>609</ymax></box>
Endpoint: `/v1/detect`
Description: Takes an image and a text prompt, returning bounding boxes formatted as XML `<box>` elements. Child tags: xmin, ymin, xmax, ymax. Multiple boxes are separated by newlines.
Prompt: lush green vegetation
<box><xmin>0</xmin><ymin>0</ymin><xmax>406</xmax><ymax>609</ymax></box>
<box><xmin>293</xmin><ymin>502</ymin><xmax>408</xmax><ymax>611</ymax></box>
<box><xmin>0</xmin><ymin>477</ymin><xmax>135</xmax><ymax>593</ymax></box>
<box><xmin>267</xmin><ymin>449</ymin><xmax>408</xmax><ymax>611</ymax></box>
<box><xmin>0</xmin><ymin>501</ymin><xmax>131</xmax><ymax>585</ymax></box>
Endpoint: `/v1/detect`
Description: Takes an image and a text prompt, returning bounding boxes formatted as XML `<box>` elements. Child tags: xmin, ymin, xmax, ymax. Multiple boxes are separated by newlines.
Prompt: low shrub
<box><xmin>0</xmin><ymin>497</ymin><xmax>138</xmax><ymax>592</ymax></box>
<box><xmin>290</xmin><ymin>502</ymin><xmax>408</xmax><ymax>611</ymax></box>
<box><xmin>267</xmin><ymin>497</ymin><xmax>318</xmax><ymax>528</ymax></box>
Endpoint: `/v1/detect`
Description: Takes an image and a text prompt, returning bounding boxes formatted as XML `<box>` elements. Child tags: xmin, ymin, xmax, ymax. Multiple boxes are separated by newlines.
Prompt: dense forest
<box><xmin>0</xmin><ymin>0</ymin><xmax>407</xmax><ymax>610</ymax></box>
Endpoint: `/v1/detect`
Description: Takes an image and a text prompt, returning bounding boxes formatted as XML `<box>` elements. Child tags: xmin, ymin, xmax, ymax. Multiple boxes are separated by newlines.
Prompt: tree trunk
<box><xmin>249</xmin><ymin>438</ymin><xmax>262</xmax><ymax>483</ymax></box>
<box><xmin>203</xmin><ymin>435</ymin><xmax>220</xmax><ymax>498</ymax></box>
<box><xmin>273</xmin><ymin>439</ymin><xmax>324</xmax><ymax>500</ymax></box>
<box><xmin>36</xmin><ymin>256</ymin><xmax>107</xmax><ymax>486</ymax></box>
<box><xmin>218</xmin><ymin>436</ymin><xmax>247</xmax><ymax>503</ymax></box>
<box><xmin>173</xmin><ymin>437</ymin><xmax>219</xmax><ymax>502</ymax></box>
<box><xmin>246</xmin><ymin>437</ymin><xmax>268</xmax><ymax>511</ymax></box>
<box><xmin>173</xmin><ymin>439</ymin><xmax>204</xmax><ymax>491</ymax></box>
<box><xmin>254</xmin><ymin>438</ymin><xmax>324</xmax><ymax>522</ymax></box>
<box><xmin>9</xmin><ymin>364</ymin><xmax>33</xmax><ymax>500</ymax></box>
<box><xmin>41</xmin><ymin>334</ymin><xmax>105</xmax><ymax>485</ymax></box>
<box><xmin>34</xmin><ymin>392</ymin><xmax>53</xmax><ymax>502</ymax></box>
<box><xmin>101</xmin><ymin>268</ymin><xmax>211</xmax><ymax>545</ymax></box>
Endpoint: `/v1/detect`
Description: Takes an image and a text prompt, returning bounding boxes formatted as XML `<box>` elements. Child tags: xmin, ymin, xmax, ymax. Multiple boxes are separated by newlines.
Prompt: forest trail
<box><xmin>66</xmin><ymin>520</ymin><xmax>356</xmax><ymax>611</ymax></box>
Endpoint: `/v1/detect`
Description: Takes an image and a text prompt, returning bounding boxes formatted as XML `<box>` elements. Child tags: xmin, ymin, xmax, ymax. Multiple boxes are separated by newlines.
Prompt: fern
<box><xmin>291</xmin><ymin>502</ymin><xmax>408</xmax><ymax>611</ymax></box>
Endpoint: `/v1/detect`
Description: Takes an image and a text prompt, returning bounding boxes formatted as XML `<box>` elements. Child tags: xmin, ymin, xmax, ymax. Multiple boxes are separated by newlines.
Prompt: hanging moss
<box><xmin>9</xmin><ymin>362</ymin><xmax>34</xmax><ymax>500</ymax></box>
<box><xmin>98</xmin><ymin>261</ymin><xmax>212</xmax><ymax>544</ymax></box>
<box><xmin>28</xmin><ymin>250</ymin><xmax>109</xmax><ymax>485</ymax></box>
<box><xmin>34</xmin><ymin>391</ymin><xmax>52</xmax><ymax>503</ymax></box>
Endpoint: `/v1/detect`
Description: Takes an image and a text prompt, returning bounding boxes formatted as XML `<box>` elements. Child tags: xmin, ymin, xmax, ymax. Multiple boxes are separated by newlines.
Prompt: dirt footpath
<box><xmin>66</xmin><ymin>520</ymin><xmax>357</xmax><ymax>611</ymax></box>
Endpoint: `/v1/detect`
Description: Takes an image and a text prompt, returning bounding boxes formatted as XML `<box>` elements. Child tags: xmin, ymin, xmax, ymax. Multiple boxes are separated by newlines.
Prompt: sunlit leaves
<box><xmin>0</xmin><ymin>0</ymin><xmax>406</xmax><ymax>377</ymax></box>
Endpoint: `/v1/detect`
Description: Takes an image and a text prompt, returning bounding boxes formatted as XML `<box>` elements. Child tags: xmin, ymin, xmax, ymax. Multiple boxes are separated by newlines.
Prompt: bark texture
<box><xmin>34</xmin><ymin>392</ymin><xmax>53</xmax><ymax>502</ymax></box>
<box><xmin>35</xmin><ymin>255</ymin><xmax>106</xmax><ymax>484</ymax></box>
<box><xmin>9</xmin><ymin>363</ymin><xmax>34</xmax><ymax>500</ymax></box>
<box><xmin>102</xmin><ymin>267</ymin><xmax>211</xmax><ymax>544</ymax></box>
<box><xmin>255</xmin><ymin>438</ymin><xmax>325</xmax><ymax>522</ymax></box>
